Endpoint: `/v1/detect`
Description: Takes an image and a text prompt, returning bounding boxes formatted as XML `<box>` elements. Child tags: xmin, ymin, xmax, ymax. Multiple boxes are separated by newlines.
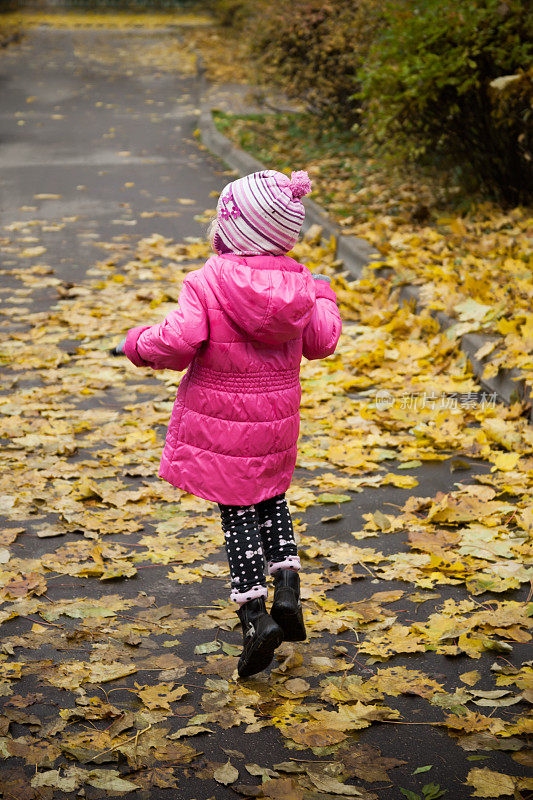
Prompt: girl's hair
<box><xmin>206</xmin><ymin>216</ymin><xmax>218</xmax><ymax>253</ymax></box>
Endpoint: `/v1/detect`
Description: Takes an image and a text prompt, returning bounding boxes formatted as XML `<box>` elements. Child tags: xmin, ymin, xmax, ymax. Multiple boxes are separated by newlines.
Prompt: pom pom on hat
<box><xmin>289</xmin><ymin>170</ymin><xmax>312</xmax><ymax>199</ymax></box>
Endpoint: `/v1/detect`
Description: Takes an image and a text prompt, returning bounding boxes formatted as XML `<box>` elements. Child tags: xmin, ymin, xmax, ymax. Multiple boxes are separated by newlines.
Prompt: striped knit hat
<box><xmin>213</xmin><ymin>169</ymin><xmax>312</xmax><ymax>256</ymax></box>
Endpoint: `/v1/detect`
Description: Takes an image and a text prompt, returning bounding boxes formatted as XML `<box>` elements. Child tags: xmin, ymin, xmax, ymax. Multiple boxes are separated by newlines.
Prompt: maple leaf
<box><xmin>441</xmin><ymin>710</ymin><xmax>506</xmax><ymax>735</ymax></box>
<box><xmin>342</xmin><ymin>743</ymin><xmax>406</xmax><ymax>782</ymax></box>
<box><xmin>310</xmin><ymin>702</ymin><xmax>400</xmax><ymax>730</ymax></box>
<box><xmin>130</xmin><ymin>766</ymin><xmax>178</xmax><ymax>788</ymax></box>
<box><xmin>134</xmin><ymin>682</ymin><xmax>188</xmax><ymax>711</ymax></box>
<box><xmin>466</xmin><ymin>767</ymin><xmax>516</xmax><ymax>797</ymax></box>
<box><xmin>280</xmin><ymin>721</ymin><xmax>348</xmax><ymax>748</ymax></box>
<box><xmin>358</xmin><ymin>626</ymin><xmax>426</xmax><ymax>660</ymax></box>
<box><xmin>368</xmin><ymin>667</ymin><xmax>444</xmax><ymax>699</ymax></box>
<box><xmin>2</xmin><ymin>572</ymin><xmax>47</xmax><ymax>600</ymax></box>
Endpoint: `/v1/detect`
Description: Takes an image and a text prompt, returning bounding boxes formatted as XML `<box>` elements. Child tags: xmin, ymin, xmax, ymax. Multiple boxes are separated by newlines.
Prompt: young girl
<box><xmin>117</xmin><ymin>169</ymin><xmax>342</xmax><ymax>678</ymax></box>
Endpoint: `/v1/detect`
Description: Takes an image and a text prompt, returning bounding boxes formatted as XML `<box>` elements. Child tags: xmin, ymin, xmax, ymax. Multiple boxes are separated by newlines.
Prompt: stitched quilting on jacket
<box><xmin>124</xmin><ymin>252</ymin><xmax>342</xmax><ymax>505</ymax></box>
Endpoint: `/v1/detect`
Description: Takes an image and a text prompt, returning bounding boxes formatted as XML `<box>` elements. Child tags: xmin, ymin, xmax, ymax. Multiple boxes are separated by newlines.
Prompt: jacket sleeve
<box><xmin>302</xmin><ymin>279</ymin><xmax>342</xmax><ymax>361</ymax></box>
<box><xmin>123</xmin><ymin>274</ymin><xmax>209</xmax><ymax>371</ymax></box>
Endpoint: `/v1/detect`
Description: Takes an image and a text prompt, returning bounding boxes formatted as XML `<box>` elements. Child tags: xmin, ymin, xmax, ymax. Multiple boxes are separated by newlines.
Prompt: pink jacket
<box><xmin>124</xmin><ymin>253</ymin><xmax>342</xmax><ymax>506</ymax></box>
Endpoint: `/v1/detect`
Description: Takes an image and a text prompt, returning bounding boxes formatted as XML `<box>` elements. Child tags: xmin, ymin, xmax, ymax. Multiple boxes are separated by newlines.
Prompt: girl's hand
<box><xmin>109</xmin><ymin>337</ymin><xmax>127</xmax><ymax>356</ymax></box>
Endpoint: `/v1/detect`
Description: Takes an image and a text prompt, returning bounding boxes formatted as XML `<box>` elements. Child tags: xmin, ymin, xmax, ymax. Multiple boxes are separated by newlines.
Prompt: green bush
<box><xmin>356</xmin><ymin>0</ymin><xmax>533</xmax><ymax>204</ymax></box>
<box><xmin>246</xmin><ymin>0</ymin><xmax>385</xmax><ymax>124</ymax></box>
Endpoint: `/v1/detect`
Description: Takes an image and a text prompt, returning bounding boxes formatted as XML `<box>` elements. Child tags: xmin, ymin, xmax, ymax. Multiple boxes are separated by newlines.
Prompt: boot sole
<box><xmin>238</xmin><ymin>626</ymin><xmax>283</xmax><ymax>678</ymax></box>
<box><xmin>271</xmin><ymin>608</ymin><xmax>307</xmax><ymax>642</ymax></box>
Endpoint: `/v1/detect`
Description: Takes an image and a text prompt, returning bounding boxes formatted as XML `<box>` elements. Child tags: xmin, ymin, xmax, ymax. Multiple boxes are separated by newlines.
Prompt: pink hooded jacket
<box><xmin>124</xmin><ymin>253</ymin><xmax>342</xmax><ymax>506</ymax></box>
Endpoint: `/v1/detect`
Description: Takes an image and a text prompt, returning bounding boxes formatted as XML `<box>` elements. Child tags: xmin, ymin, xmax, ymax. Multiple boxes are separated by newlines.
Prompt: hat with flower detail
<box><xmin>213</xmin><ymin>169</ymin><xmax>312</xmax><ymax>256</ymax></box>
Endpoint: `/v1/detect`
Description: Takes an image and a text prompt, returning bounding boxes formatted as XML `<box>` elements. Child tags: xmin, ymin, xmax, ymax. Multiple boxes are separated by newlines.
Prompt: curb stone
<box><xmin>198</xmin><ymin>103</ymin><xmax>532</xmax><ymax>420</ymax></box>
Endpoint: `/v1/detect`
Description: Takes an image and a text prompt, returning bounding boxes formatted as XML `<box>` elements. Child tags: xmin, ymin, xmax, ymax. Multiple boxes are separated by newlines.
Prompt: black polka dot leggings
<box><xmin>217</xmin><ymin>493</ymin><xmax>300</xmax><ymax>604</ymax></box>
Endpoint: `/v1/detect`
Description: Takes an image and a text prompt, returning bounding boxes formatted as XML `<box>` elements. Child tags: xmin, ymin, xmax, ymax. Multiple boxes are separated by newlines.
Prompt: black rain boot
<box><xmin>270</xmin><ymin>569</ymin><xmax>306</xmax><ymax>642</ymax></box>
<box><xmin>236</xmin><ymin>597</ymin><xmax>283</xmax><ymax>678</ymax></box>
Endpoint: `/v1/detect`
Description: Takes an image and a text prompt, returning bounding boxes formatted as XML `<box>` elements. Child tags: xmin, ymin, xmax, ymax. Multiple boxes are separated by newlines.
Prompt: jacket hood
<box><xmin>203</xmin><ymin>254</ymin><xmax>316</xmax><ymax>345</ymax></box>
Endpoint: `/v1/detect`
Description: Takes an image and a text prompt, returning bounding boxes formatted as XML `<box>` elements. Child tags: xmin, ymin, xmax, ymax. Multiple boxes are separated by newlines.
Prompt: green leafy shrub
<box><xmin>246</xmin><ymin>0</ymin><xmax>385</xmax><ymax>123</ymax></box>
<box><xmin>356</xmin><ymin>0</ymin><xmax>533</xmax><ymax>204</ymax></box>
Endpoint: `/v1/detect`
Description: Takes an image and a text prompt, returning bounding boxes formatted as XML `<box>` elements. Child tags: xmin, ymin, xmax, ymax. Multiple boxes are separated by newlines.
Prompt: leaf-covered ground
<box><xmin>0</xmin><ymin>20</ymin><xmax>532</xmax><ymax>800</ymax></box>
